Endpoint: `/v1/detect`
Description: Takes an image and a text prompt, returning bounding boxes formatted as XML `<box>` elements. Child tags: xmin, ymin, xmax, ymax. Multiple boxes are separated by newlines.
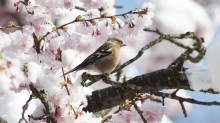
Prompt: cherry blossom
<box><xmin>141</xmin><ymin>100</ymin><xmax>169</xmax><ymax>123</ymax></box>
<box><xmin>9</xmin><ymin>30</ymin><xmax>34</xmax><ymax>53</ymax></box>
<box><xmin>0</xmin><ymin>53</ymin><xmax>25</xmax><ymax>101</ymax></box>
<box><xmin>0</xmin><ymin>31</ymin><xmax>11</xmax><ymax>51</ymax></box>
<box><xmin>79</xmin><ymin>0</ymin><xmax>106</xmax><ymax>9</ymax></box>
<box><xmin>0</xmin><ymin>1</ymin><xmax>158</xmax><ymax>122</ymax></box>
<box><xmin>110</xmin><ymin>100</ymin><xmax>168</xmax><ymax>123</ymax></box>
<box><xmin>86</xmin><ymin>9</ymin><xmax>100</xmax><ymax>18</ymax></box>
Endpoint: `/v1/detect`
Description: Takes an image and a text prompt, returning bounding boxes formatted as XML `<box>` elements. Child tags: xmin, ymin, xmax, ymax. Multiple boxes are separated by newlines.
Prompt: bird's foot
<box><xmin>103</xmin><ymin>73</ymin><xmax>110</xmax><ymax>79</ymax></box>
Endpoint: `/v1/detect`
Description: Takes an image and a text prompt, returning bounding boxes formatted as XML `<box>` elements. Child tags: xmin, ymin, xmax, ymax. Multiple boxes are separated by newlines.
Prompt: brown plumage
<box><xmin>62</xmin><ymin>38</ymin><xmax>126</xmax><ymax>76</ymax></box>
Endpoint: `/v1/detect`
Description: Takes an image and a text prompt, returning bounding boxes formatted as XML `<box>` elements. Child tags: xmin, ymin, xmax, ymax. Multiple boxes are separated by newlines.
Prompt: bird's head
<box><xmin>107</xmin><ymin>38</ymin><xmax>126</xmax><ymax>47</ymax></box>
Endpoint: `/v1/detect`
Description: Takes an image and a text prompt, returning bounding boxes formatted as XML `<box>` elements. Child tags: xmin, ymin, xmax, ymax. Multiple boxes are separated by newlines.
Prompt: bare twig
<box><xmin>28</xmin><ymin>114</ymin><xmax>48</xmax><ymax>120</ymax></box>
<box><xmin>19</xmin><ymin>94</ymin><xmax>33</xmax><ymax>123</ymax></box>
<box><xmin>154</xmin><ymin>91</ymin><xmax>220</xmax><ymax>106</ymax></box>
<box><xmin>112</xmin><ymin>35</ymin><xmax>164</xmax><ymax>73</ymax></box>
<box><xmin>0</xmin><ymin>25</ymin><xmax>23</xmax><ymax>31</ymax></box>
<box><xmin>144</xmin><ymin>28</ymin><xmax>205</xmax><ymax>63</ymax></box>
<box><xmin>59</xmin><ymin>50</ymin><xmax>70</xmax><ymax>95</ymax></box>
<box><xmin>179</xmin><ymin>100</ymin><xmax>187</xmax><ymax>117</ymax></box>
<box><xmin>162</xmin><ymin>96</ymin><xmax>165</xmax><ymax>106</ymax></box>
<box><xmin>75</xmin><ymin>6</ymin><xmax>86</xmax><ymax>12</ymax></box>
<box><xmin>144</xmin><ymin>28</ymin><xmax>193</xmax><ymax>50</ymax></box>
<box><xmin>112</xmin><ymin>31</ymin><xmax>204</xmax><ymax>73</ymax></box>
<box><xmin>171</xmin><ymin>89</ymin><xmax>179</xmax><ymax>96</ymax></box>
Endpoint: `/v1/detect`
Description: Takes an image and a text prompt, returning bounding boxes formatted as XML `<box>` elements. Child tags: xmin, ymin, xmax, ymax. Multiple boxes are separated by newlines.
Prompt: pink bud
<box><xmin>16</xmin><ymin>7</ymin><xmax>19</xmax><ymax>13</ymax></box>
<box><xmin>14</xmin><ymin>2</ymin><xmax>18</xmax><ymax>7</ymax></box>
<box><xmin>64</xmin><ymin>0</ymin><xmax>73</xmax><ymax>8</ymax></box>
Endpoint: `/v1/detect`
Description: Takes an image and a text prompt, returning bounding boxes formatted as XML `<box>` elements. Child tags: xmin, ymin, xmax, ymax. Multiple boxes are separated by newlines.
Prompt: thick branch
<box><xmin>83</xmin><ymin>55</ymin><xmax>190</xmax><ymax>112</ymax></box>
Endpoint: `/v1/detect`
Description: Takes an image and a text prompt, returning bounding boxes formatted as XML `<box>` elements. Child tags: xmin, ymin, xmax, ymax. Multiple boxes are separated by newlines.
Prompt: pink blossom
<box><xmin>26</xmin><ymin>9</ymin><xmax>49</xmax><ymax>25</ymax></box>
<box><xmin>40</xmin><ymin>39</ymin><xmax>49</xmax><ymax>51</ymax></box>
<box><xmin>110</xmin><ymin>110</ymin><xmax>140</xmax><ymax>123</ymax></box>
<box><xmin>27</xmin><ymin>0</ymin><xmax>67</xmax><ymax>19</ymax></box>
<box><xmin>110</xmin><ymin>100</ymin><xmax>168</xmax><ymax>123</ymax></box>
<box><xmin>33</xmin><ymin>24</ymin><xmax>55</xmax><ymax>36</ymax></box>
<box><xmin>74</xmin><ymin>112</ymin><xmax>102</xmax><ymax>123</ymax></box>
<box><xmin>87</xmin><ymin>9</ymin><xmax>100</xmax><ymax>18</ymax></box>
<box><xmin>0</xmin><ymin>54</ymin><xmax>25</xmax><ymax>101</ymax></box>
<box><xmin>141</xmin><ymin>100</ymin><xmax>169</xmax><ymax>123</ymax></box>
<box><xmin>23</xmin><ymin>25</ymin><xmax>35</xmax><ymax>34</ymax></box>
<box><xmin>9</xmin><ymin>30</ymin><xmax>34</xmax><ymax>53</ymax></box>
<box><xmin>0</xmin><ymin>1</ymin><xmax>159</xmax><ymax>123</ymax></box>
<box><xmin>64</xmin><ymin>0</ymin><xmax>74</xmax><ymax>8</ymax></box>
<box><xmin>0</xmin><ymin>31</ymin><xmax>11</xmax><ymax>51</ymax></box>
<box><xmin>26</xmin><ymin>62</ymin><xmax>43</xmax><ymax>83</ymax></box>
<box><xmin>75</xmin><ymin>22</ymin><xmax>95</xmax><ymax>34</ymax></box>
<box><xmin>48</xmin><ymin>36</ymin><xmax>63</xmax><ymax>53</ymax></box>
<box><xmin>142</xmin><ymin>2</ymin><xmax>156</xmax><ymax>12</ymax></box>
<box><xmin>47</xmin><ymin>7</ymin><xmax>67</xmax><ymax>18</ymax></box>
<box><xmin>60</xmin><ymin>33</ymin><xmax>81</xmax><ymax>50</ymax></box>
<box><xmin>79</xmin><ymin>0</ymin><xmax>106</xmax><ymax>9</ymax></box>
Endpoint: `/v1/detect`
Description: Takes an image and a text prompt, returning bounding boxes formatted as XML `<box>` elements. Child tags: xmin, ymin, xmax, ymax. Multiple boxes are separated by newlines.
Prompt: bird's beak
<box><xmin>121</xmin><ymin>44</ymin><xmax>127</xmax><ymax>47</ymax></box>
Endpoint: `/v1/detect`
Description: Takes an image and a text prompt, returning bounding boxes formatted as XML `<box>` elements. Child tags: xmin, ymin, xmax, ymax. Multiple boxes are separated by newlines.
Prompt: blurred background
<box><xmin>1</xmin><ymin>0</ymin><xmax>220</xmax><ymax>123</ymax></box>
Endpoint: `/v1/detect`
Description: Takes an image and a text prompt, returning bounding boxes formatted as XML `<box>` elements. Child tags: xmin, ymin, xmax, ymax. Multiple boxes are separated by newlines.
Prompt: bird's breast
<box><xmin>95</xmin><ymin>50</ymin><xmax>120</xmax><ymax>73</ymax></box>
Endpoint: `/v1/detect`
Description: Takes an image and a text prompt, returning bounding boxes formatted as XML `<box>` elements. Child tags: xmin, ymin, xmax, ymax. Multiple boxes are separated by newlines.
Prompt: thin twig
<box><xmin>59</xmin><ymin>50</ymin><xmax>70</xmax><ymax>95</ymax></box>
<box><xmin>75</xmin><ymin>6</ymin><xmax>86</xmax><ymax>12</ymax></box>
<box><xmin>0</xmin><ymin>25</ymin><xmax>23</xmax><ymax>31</ymax></box>
<box><xmin>28</xmin><ymin>114</ymin><xmax>48</xmax><ymax>120</ymax></box>
<box><xmin>179</xmin><ymin>100</ymin><xmax>187</xmax><ymax>117</ymax></box>
<box><xmin>171</xmin><ymin>89</ymin><xmax>179</xmax><ymax>96</ymax></box>
<box><xmin>112</xmin><ymin>36</ymin><xmax>164</xmax><ymax>73</ymax></box>
<box><xmin>155</xmin><ymin>91</ymin><xmax>220</xmax><ymax>106</ymax></box>
<box><xmin>144</xmin><ymin>28</ymin><xmax>206</xmax><ymax>63</ymax></box>
<box><xmin>38</xmin><ymin>32</ymin><xmax>50</xmax><ymax>45</ymax></box>
<box><xmin>162</xmin><ymin>96</ymin><xmax>165</xmax><ymax>106</ymax></box>
<box><xmin>170</xmin><ymin>89</ymin><xmax>187</xmax><ymax>117</ymax></box>
<box><xmin>113</xmin><ymin>31</ymin><xmax>205</xmax><ymax>73</ymax></box>
<box><xmin>19</xmin><ymin>94</ymin><xmax>33</xmax><ymax>123</ymax></box>
<box><xmin>144</xmin><ymin>28</ymin><xmax>194</xmax><ymax>50</ymax></box>
<box><xmin>64</xmin><ymin>85</ymin><xmax>70</xmax><ymax>95</ymax></box>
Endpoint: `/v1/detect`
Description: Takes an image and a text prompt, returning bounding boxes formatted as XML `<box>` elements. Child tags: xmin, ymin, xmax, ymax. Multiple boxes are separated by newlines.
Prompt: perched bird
<box><xmin>62</xmin><ymin>38</ymin><xmax>126</xmax><ymax>77</ymax></box>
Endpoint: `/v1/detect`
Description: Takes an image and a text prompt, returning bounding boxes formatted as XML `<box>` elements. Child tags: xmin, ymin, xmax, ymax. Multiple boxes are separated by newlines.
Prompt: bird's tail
<box><xmin>60</xmin><ymin>69</ymin><xmax>77</xmax><ymax>77</ymax></box>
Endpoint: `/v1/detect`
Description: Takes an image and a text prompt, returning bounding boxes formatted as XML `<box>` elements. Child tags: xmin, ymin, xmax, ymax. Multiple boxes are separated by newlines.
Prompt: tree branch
<box><xmin>29</xmin><ymin>84</ymin><xmax>57</xmax><ymax>123</ymax></box>
<box><xmin>19</xmin><ymin>94</ymin><xmax>33</xmax><ymax>123</ymax></box>
<box><xmin>144</xmin><ymin>28</ymin><xmax>205</xmax><ymax>63</ymax></box>
<box><xmin>83</xmin><ymin>54</ymin><xmax>189</xmax><ymax>112</ymax></box>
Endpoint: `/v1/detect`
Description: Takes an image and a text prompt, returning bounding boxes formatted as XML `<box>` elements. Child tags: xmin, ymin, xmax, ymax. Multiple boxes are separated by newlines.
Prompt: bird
<box><xmin>62</xmin><ymin>38</ymin><xmax>126</xmax><ymax>77</ymax></box>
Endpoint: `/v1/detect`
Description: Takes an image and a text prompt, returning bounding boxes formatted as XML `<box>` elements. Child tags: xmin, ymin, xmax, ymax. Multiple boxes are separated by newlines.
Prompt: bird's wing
<box><xmin>61</xmin><ymin>43</ymin><xmax>114</xmax><ymax>76</ymax></box>
<box><xmin>73</xmin><ymin>50</ymin><xmax>112</xmax><ymax>70</ymax></box>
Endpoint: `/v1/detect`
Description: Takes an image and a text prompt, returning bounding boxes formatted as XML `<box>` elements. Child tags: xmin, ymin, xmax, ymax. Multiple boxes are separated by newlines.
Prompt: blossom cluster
<box><xmin>0</xmin><ymin>0</ymin><xmax>157</xmax><ymax>123</ymax></box>
<box><xmin>110</xmin><ymin>100</ymin><xmax>168</xmax><ymax>123</ymax></box>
